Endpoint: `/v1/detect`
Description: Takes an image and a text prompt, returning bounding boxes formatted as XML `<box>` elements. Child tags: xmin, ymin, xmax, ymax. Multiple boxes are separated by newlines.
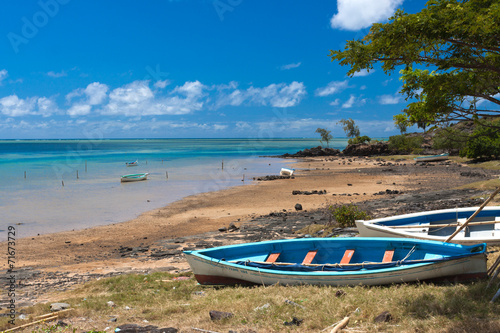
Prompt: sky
<box><xmin>0</xmin><ymin>0</ymin><xmax>427</xmax><ymax>139</ymax></box>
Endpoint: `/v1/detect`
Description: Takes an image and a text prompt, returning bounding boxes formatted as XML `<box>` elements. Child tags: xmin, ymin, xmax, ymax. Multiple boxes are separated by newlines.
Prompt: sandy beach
<box><xmin>4</xmin><ymin>157</ymin><xmax>395</xmax><ymax>272</ymax></box>
<box><xmin>6</xmin><ymin>155</ymin><xmax>497</xmax><ymax>274</ymax></box>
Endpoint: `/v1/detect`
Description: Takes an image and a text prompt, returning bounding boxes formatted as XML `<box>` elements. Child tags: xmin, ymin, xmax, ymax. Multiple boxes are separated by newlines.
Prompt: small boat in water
<box><xmin>184</xmin><ymin>237</ymin><xmax>487</xmax><ymax>286</ymax></box>
<box><xmin>280</xmin><ymin>168</ymin><xmax>295</xmax><ymax>176</ymax></box>
<box><xmin>355</xmin><ymin>206</ymin><xmax>500</xmax><ymax>245</ymax></box>
<box><xmin>126</xmin><ymin>160</ymin><xmax>139</xmax><ymax>166</ymax></box>
<box><xmin>414</xmin><ymin>153</ymin><xmax>449</xmax><ymax>162</ymax></box>
<box><xmin>120</xmin><ymin>173</ymin><xmax>149</xmax><ymax>182</ymax></box>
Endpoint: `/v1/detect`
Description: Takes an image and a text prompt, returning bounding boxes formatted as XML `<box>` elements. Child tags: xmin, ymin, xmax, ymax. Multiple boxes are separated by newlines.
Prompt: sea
<box><xmin>0</xmin><ymin>138</ymin><xmax>349</xmax><ymax>238</ymax></box>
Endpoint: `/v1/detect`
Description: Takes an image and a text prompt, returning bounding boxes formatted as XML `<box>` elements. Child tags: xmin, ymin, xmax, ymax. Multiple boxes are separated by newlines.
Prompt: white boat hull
<box><xmin>414</xmin><ymin>153</ymin><xmax>449</xmax><ymax>162</ymax></box>
<box><xmin>120</xmin><ymin>173</ymin><xmax>149</xmax><ymax>182</ymax></box>
<box><xmin>280</xmin><ymin>168</ymin><xmax>294</xmax><ymax>176</ymax></box>
<box><xmin>355</xmin><ymin>206</ymin><xmax>500</xmax><ymax>245</ymax></box>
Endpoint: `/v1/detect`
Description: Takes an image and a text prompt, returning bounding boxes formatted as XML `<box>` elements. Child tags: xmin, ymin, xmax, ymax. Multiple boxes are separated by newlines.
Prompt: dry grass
<box><xmin>3</xmin><ymin>251</ymin><xmax>500</xmax><ymax>333</ymax></box>
<box><xmin>456</xmin><ymin>178</ymin><xmax>500</xmax><ymax>192</ymax></box>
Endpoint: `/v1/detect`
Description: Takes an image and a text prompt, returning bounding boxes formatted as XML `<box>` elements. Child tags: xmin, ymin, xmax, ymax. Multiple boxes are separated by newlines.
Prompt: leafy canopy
<box><xmin>337</xmin><ymin>118</ymin><xmax>360</xmax><ymax>138</ymax></box>
<box><xmin>315</xmin><ymin>127</ymin><xmax>333</xmax><ymax>147</ymax></box>
<box><xmin>330</xmin><ymin>0</ymin><xmax>500</xmax><ymax>130</ymax></box>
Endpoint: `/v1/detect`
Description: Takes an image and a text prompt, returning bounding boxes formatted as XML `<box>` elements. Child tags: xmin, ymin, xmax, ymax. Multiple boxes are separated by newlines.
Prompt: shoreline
<box><xmin>2</xmin><ymin>155</ymin><xmax>500</xmax><ymax>307</ymax></box>
<box><xmin>3</xmin><ymin>156</ymin><xmax>392</xmax><ymax>271</ymax></box>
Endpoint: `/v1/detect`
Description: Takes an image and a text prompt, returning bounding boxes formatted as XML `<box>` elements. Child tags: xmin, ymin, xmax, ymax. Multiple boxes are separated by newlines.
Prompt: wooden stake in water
<box><xmin>62</xmin><ymin>180</ymin><xmax>64</xmax><ymax>187</ymax></box>
<box><xmin>77</xmin><ymin>170</ymin><xmax>79</xmax><ymax>179</ymax></box>
<box><xmin>222</xmin><ymin>160</ymin><xmax>224</xmax><ymax>170</ymax></box>
<box><xmin>166</xmin><ymin>171</ymin><xmax>168</xmax><ymax>179</ymax></box>
<box><xmin>85</xmin><ymin>160</ymin><xmax>87</xmax><ymax>172</ymax></box>
<box><xmin>24</xmin><ymin>171</ymin><xmax>26</xmax><ymax>179</ymax></box>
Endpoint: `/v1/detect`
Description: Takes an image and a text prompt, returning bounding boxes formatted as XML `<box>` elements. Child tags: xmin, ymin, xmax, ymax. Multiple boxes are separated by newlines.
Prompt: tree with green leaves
<box><xmin>330</xmin><ymin>0</ymin><xmax>500</xmax><ymax>132</ymax></box>
<box><xmin>337</xmin><ymin>118</ymin><xmax>360</xmax><ymax>139</ymax></box>
<box><xmin>460</xmin><ymin>118</ymin><xmax>500</xmax><ymax>159</ymax></box>
<box><xmin>315</xmin><ymin>128</ymin><xmax>333</xmax><ymax>147</ymax></box>
<box><xmin>393</xmin><ymin>114</ymin><xmax>409</xmax><ymax>134</ymax></box>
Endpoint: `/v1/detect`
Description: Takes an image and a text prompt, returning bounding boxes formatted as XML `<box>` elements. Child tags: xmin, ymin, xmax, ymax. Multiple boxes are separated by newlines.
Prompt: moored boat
<box><xmin>126</xmin><ymin>160</ymin><xmax>139</xmax><ymax>166</ymax></box>
<box><xmin>120</xmin><ymin>173</ymin><xmax>149</xmax><ymax>182</ymax></box>
<box><xmin>280</xmin><ymin>167</ymin><xmax>295</xmax><ymax>176</ymax></box>
<box><xmin>184</xmin><ymin>237</ymin><xmax>487</xmax><ymax>286</ymax></box>
<box><xmin>355</xmin><ymin>206</ymin><xmax>500</xmax><ymax>245</ymax></box>
<box><xmin>414</xmin><ymin>153</ymin><xmax>449</xmax><ymax>162</ymax></box>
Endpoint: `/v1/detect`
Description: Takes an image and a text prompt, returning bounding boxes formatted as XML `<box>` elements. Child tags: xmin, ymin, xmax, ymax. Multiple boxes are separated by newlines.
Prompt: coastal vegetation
<box><xmin>329</xmin><ymin>204</ymin><xmax>371</xmax><ymax>228</ymax></box>
<box><xmin>315</xmin><ymin>127</ymin><xmax>333</xmax><ymax>147</ymax></box>
<box><xmin>331</xmin><ymin>0</ymin><xmax>500</xmax><ymax>136</ymax></box>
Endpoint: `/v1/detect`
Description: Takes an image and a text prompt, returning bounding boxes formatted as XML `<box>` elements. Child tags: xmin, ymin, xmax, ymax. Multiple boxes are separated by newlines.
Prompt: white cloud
<box><xmin>85</xmin><ymin>82</ymin><xmax>109</xmax><ymax>105</ymax></box>
<box><xmin>109</xmin><ymin>80</ymin><xmax>153</xmax><ymax>105</ymax></box>
<box><xmin>329</xmin><ymin>99</ymin><xmax>340</xmax><ymax>106</ymax></box>
<box><xmin>68</xmin><ymin>104</ymin><xmax>92</xmax><ymax>117</ymax></box>
<box><xmin>66</xmin><ymin>82</ymin><xmax>109</xmax><ymax>105</ymax></box>
<box><xmin>352</xmin><ymin>69</ymin><xmax>374</xmax><ymax>77</ymax></box>
<box><xmin>330</xmin><ymin>0</ymin><xmax>404</xmax><ymax>31</ymax></box>
<box><xmin>268</xmin><ymin>81</ymin><xmax>306</xmax><ymax>107</ymax></box>
<box><xmin>0</xmin><ymin>95</ymin><xmax>36</xmax><ymax>116</ymax></box>
<box><xmin>154</xmin><ymin>80</ymin><xmax>170</xmax><ymax>89</ymax></box>
<box><xmin>342</xmin><ymin>95</ymin><xmax>366</xmax><ymax>108</ymax></box>
<box><xmin>37</xmin><ymin>97</ymin><xmax>59</xmax><ymax>117</ymax></box>
<box><xmin>213</xmin><ymin>124</ymin><xmax>228</xmax><ymax>131</ymax></box>
<box><xmin>65</xmin><ymin>82</ymin><xmax>109</xmax><ymax>117</ymax></box>
<box><xmin>0</xmin><ymin>69</ymin><xmax>8</xmax><ymax>84</ymax></box>
<box><xmin>101</xmin><ymin>80</ymin><xmax>207</xmax><ymax>116</ymax></box>
<box><xmin>280</xmin><ymin>62</ymin><xmax>301</xmax><ymax>70</ymax></box>
<box><xmin>47</xmin><ymin>70</ymin><xmax>67</xmax><ymax>78</ymax></box>
<box><xmin>215</xmin><ymin>81</ymin><xmax>306</xmax><ymax>108</ymax></box>
<box><xmin>172</xmin><ymin>80</ymin><xmax>206</xmax><ymax>98</ymax></box>
<box><xmin>315</xmin><ymin>80</ymin><xmax>350</xmax><ymax>96</ymax></box>
<box><xmin>379</xmin><ymin>93</ymin><xmax>402</xmax><ymax>105</ymax></box>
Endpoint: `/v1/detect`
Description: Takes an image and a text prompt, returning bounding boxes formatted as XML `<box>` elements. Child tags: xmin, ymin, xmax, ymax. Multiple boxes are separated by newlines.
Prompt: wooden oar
<box><xmin>387</xmin><ymin>220</ymin><xmax>499</xmax><ymax>229</ymax></box>
<box><xmin>445</xmin><ymin>186</ymin><xmax>500</xmax><ymax>243</ymax></box>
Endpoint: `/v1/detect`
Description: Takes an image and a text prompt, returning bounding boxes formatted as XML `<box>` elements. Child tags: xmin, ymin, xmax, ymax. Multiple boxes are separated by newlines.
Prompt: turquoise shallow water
<box><xmin>0</xmin><ymin>138</ymin><xmax>348</xmax><ymax>238</ymax></box>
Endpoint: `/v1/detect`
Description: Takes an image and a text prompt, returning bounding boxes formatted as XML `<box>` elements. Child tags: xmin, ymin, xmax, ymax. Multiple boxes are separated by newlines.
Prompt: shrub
<box><xmin>432</xmin><ymin>127</ymin><xmax>468</xmax><ymax>151</ymax></box>
<box><xmin>460</xmin><ymin>119</ymin><xmax>500</xmax><ymax>160</ymax></box>
<box><xmin>348</xmin><ymin>135</ymin><xmax>371</xmax><ymax>145</ymax></box>
<box><xmin>388</xmin><ymin>134</ymin><xmax>424</xmax><ymax>153</ymax></box>
<box><xmin>329</xmin><ymin>204</ymin><xmax>370</xmax><ymax>228</ymax></box>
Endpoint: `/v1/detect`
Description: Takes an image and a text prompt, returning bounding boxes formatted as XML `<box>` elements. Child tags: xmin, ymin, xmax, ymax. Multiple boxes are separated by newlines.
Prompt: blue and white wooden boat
<box><xmin>126</xmin><ymin>160</ymin><xmax>139</xmax><ymax>166</ymax></box>
<box><xmin>355</xmin><ymin>206</ymin><xmax>500</xmax><ymax>245</ymax></box>
<box><xmin>184</xmin><ymin>238</ymin><xmax>487</xmax><ymax>286</ymax></box>
<box><xmin>414</xmin><ymin>153</ymin><xmax>449</xmax><ymax>162</ymax></box>
<box><xmin>120</xmin><ymin>173</ymin><xmax>149</xmax><ymax>182</ymax></box>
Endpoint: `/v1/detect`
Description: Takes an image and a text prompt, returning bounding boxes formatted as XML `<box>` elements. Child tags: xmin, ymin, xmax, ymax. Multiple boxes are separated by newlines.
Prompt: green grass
<box><xmin>456</xmin><ymin>178</ymin><xmax>500</xmax><ymax>191</ymax></box>
<box><xmin>368</xmin><ymin>154</ymin><xmax>419</xmax><ymax>161</ymax></box>
<box><xmin>466</xmin><ymin>160</ymin><xmax>500</xmax><ymax>171</ymax></box>
<box><xmin>3</xmin><ymin>257</ymin><xmax>500</xmax><ymax>333</ymax></box>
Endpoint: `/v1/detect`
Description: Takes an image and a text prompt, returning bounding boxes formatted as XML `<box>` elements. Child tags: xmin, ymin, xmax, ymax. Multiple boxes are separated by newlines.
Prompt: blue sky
<box><xmin>0</xmin><ymin>0</ymin><xmax>425</xmax><ymax>139</ymax></box>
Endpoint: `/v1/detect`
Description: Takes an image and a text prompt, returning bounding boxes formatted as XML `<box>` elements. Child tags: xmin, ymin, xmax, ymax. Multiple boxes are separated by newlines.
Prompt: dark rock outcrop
<box><xmin>281</xmin><ymin>146</ymin><xmax>340</xmax><ymax>158</ymax></box>
<box><xmin>342</xmin><ymin>141</ymin><xmax>391</xmax><ymax>156</ymax></box>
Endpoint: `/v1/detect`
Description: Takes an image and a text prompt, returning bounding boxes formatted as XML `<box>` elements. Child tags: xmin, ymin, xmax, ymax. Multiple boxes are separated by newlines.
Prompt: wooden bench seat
<box><xmin>302</xmin><ymin>250</ymin><xmax>318</xmax><ymax>265</ymax></box>
<box><xmin>265</xmin><ymin>253</ymin><xmax>280</xmax><ymax>263</ymax></box>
